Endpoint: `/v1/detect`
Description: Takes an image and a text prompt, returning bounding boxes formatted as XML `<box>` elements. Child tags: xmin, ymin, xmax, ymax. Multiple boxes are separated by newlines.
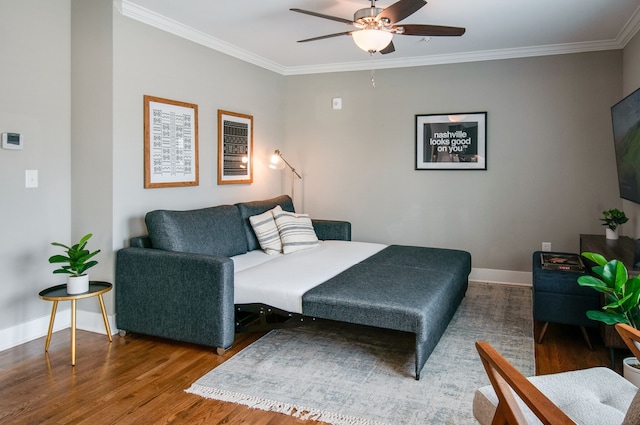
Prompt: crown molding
<box><xmin>118</xmin><ymin>0</ymin><xmax>637</xmax><ymax>77</ymax></box>
<box><xmin>118</xmin><ymin>0</ymin><xmax>286</xmax><ymax>75</ymax></box>
<box><xmin>282</xmin><ymin>39</ymin><xmax>622</xmax><ymax>75</ymax></box>
<box><xmin>617</xmin><ymin>3</ymin><xmax>640</xmax><ymax>47</ymax></box>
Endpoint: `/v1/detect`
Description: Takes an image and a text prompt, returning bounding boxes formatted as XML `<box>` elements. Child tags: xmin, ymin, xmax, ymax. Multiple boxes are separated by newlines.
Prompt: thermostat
<box><xmin>2</xmin><ymin>133</ymin><xmax>23</xmax><ymax>150</ymax></box>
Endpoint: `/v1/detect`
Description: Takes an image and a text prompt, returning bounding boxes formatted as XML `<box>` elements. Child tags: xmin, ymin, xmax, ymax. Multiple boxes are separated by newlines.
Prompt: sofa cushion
<box><xmin>249</xmin><ymin>208</ymin><xmax>282</xmax><ymax>254</ymax></box>
<box><xmin>273</xmin><ymin>205</ymin><xmax>319</xmax><ymax>254</ymax></box>
<box><xmin>145</xmin><ymin>205</ymin><xmax>248</xmax><ymax>257</ymax></box>
<box><xmin>236</xmin><ymin>195</ymin><xmax>295</xmax><ymax>251</ymax></box>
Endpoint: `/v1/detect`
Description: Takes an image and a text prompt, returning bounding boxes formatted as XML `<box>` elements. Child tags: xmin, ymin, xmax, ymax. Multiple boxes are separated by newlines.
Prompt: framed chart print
<box><xmin>218</xmin><ymin>110</ymin><xmax>253</xmax><ymax>185</ymax></box>
<box><xmin>415</xmin><ymin>112</ymin><xmax>487</xmax><ymax>170</ymax></box>
<box><xmin>144</xmin><ymin>95</ymin><xmax>199</xmax><ymax>188</ymax></box>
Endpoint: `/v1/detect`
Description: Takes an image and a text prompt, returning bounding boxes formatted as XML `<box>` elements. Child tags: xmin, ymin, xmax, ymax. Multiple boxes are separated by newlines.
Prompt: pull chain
<box><xmin>371</xmin><ymin>69</ymin><xmax>376</xmax><ymax>89</ymax></box>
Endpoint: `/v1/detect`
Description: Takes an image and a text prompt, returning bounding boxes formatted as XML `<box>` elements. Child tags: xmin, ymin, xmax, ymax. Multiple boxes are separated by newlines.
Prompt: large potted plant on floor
<box><xmin>600</xmin><ymin>208</ymin><xmax>628</xmax><ymax>240</ymax></box>
<box><xmin>578</xmin><ymin>252</ymin><xmax>640</xmax><ymax>385</ymax></box>
<box><xmin>48</xmin><ymin>233</ymin><xmax>100</xmax><ymax>294</ymax></box>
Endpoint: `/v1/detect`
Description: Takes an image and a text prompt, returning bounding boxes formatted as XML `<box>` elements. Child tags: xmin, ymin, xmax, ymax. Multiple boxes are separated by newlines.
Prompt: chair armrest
<box><xmin>312</xmin><ymin>219</ymin><xmax>351</xmax><ymax>241</ymax></box>
<box><xmin>475</xmin><ymin>341</ymin><xmax>576</xmax><ymax>424</ymax></box>
<box><xmin>115</xmin><ymin>247</ymin><xmax>235</xmax><ymax>350</ymax></box>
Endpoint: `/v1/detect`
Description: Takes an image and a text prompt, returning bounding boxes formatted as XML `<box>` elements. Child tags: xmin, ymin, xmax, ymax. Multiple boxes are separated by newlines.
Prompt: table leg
<box><xmin>44</xmin><ymin>300</ymin><xmax>58</xmax><ymax>352</ymax></box>
<box><xmin>71</xmin><ymin>299</ymin><xmax>76</xmax><ymax>366</ymax></box>
<box><xmin>97</xmin><ymin>294</ymin><xmax>112</xmax><ymax>342</ymax></box>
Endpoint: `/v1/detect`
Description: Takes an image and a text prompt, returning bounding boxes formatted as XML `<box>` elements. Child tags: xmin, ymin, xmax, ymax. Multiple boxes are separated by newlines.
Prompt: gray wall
<box><xmin>111</xmin><ymin>8</ymin><xmax>286</xmax><ymax>253</ymax></box>
<box><xmin>0</xmin><ymin>1</ymin><xmax>72</xmax><ymax>335</ymax></box>
<box><xmin>71</xmin><ymin>0</ymin><xmax>114</xmax><ymax>310</ymax></box>
<box><xmin>284</xmin><ymin>52</ymin><xmax>623</xmax><ymax>273</ymax></box>
<box><xmin>621</xmin><ymin>30</ymin><xmax>640</xmax><ymax>237</ymax></box>
<box><xmin>2</xmin><ymin>0</ymin><xmax>639</xmax><ymax>347</ymax></box>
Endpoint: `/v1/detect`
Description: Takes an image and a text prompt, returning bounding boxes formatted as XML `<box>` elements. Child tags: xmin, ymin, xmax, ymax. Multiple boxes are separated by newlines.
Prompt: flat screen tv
<box><xmin>611</xmin><ymin>87</ymin><xmax>640</xmax><ymax>205</ymax></box>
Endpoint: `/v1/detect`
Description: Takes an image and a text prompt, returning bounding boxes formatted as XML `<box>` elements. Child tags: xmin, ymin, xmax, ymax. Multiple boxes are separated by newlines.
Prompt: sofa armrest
<box><xmin>115</xmin><ymin>247</ymin><xmax>235</xmax><ymax>351</ymax></box>
<box><xmin>312</xmin><ymin>219</ymin><xmax>351</xmax><ymax>241</ymax></box>
<box><xmin>129</xmin><ymin>235</ymin><xmax>151</xmax><ymax>248</ymax></box>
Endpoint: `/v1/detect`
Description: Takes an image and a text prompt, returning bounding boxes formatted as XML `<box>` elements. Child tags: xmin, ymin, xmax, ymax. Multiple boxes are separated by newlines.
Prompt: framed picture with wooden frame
<box><xmin>218</xmin><ymin>110</ymin><xmax>253</xmax><ymax>185</ymax></box>
<box><xmin>144</xmin><ymin>95</ymin><xmax>199</xmax><ymax>188</ymax></box>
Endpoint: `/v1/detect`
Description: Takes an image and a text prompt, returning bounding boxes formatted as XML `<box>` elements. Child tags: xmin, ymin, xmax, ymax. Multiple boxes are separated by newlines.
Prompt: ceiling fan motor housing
<box><xmin>354</xmin><ymin>7</ymin><xmax>388</xmax><ymax>28</ymax></box>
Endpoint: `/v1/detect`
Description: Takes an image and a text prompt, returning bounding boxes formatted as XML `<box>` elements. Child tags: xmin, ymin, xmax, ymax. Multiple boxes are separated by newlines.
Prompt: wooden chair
<box><xmin>616</xmin><ymin>323</ymin><xmax>640</xmax><ymax>360</ymax></box>
<box><xmin>475</xmin><ymin>341</ymin><xmax>575</xmax><ymax>425</ymax></box>
<box><xmin>475</xmin><ymin>340</ymin><xmax>639</xmax><ymax>425</ymax></box>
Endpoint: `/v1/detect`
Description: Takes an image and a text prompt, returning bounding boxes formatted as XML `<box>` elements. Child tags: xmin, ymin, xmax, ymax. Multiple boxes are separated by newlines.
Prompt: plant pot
<box><xmin>606</xmin><ymin>228</ymin><xmax>619</xmax><ymax>240</ymax></box>
<box><xmin>623</xmin><ymin>357</ymin><xmax>640</xmax><ymax>387</ymax></box>
<box><xmin>67</xmin><ymin>274</ymin><xmax>89</xmax><ymax>294</ymax></box>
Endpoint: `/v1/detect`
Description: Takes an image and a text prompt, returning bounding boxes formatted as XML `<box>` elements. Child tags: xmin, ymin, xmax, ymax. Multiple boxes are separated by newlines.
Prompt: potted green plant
<box><xmin>48</xmin><ymin>233</ymin><xmax>100</xmax><ymax>294</ymax></box>
<box><xmin>600</xmin><ymin>208</ymin><xmax>628</xmax><ymax>240</ymax></box>
<box><xmin>578</xmin><ymin>252</ymin><xmax>640</xmax><ymax>384</ymax></box>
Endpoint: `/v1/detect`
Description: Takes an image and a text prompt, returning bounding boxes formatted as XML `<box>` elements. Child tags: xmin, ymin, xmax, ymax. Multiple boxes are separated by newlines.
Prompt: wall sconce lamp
<box><xmin>270</xmin><ymin>149</ymin><xmax>302</xmax><ymax>200</ymax></box>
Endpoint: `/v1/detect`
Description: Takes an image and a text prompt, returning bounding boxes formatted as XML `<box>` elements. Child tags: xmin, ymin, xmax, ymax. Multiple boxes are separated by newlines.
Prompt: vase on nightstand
<box><xmin>606</xmin><ymin>228</ymin><xmax>619</xmax><ymax>240</ymax></box>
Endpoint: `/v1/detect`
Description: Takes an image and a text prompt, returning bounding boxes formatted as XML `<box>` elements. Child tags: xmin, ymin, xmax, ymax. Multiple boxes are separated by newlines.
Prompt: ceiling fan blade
<box><xmin>379</xmin><ymin>41</ymin><xmax>396</xmax><ymax>54</ymax></box>
<box><xmin>377</xmin><ymin>0</ymin><xmax>426</xmax><ymax>25</ymax></box>
<box><xmin>297</xmin><ymin>32</ymin><xmax>353</xmax><ymax>43</ymax></box>
<box><xmin>398</xmin><ymin>24</ymin><xmax>466</xmax><ymax>37</ymax></box>
<box><xmin>290</xmin><ymin>8</ymin><xmax>354</xmax><ymax>25</ymax></box>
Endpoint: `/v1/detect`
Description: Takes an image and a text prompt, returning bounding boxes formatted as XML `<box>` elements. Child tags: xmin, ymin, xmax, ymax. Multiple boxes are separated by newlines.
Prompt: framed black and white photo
<box><xmin>144</xmin><ymin>95</ymin><xmax>199</xmax><ymax>188</ymax></box>
<box><xmin>218</xmin><ymin>110</ymin><xmax>253</xmax><ymax>185</ymax></box>
<box><xmin>415</xmin><ymin>112</ymin><xmax>487</xmax><ymax>170</ymax></box>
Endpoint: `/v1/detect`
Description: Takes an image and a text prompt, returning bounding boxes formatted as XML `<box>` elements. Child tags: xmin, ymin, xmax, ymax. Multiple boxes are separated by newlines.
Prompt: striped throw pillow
<box><xmin>248</xmin><ymin>208</ymin><xmax>282</xmax><ymax>255</ymax></box>
<box><xmin>273</xmin><ymin>206</ymin><xmax>319</xmax><ymax>254</ymax></box>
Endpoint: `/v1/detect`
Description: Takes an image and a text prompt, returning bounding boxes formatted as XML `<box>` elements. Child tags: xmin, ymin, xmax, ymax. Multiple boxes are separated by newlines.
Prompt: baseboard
<box><xmin>469</xmin><ymin>267</ymin><xmax>532</xmax><ymax>286</ymax></box>
<box><xmin>1</xmin><ymin>267</ymin><xmax>530</xmax><ymax>352</ymax></box>
<box><xmin>0</xmin><ymin>309</ymin><xmax>117</xmax><ymax>352</ymax></box>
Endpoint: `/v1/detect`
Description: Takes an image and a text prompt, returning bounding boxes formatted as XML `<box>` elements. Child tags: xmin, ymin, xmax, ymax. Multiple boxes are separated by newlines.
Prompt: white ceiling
<box><xmin>119</xmin><ymin>0</ymin><xmax>640</xmax><ymax>75</ymax></box>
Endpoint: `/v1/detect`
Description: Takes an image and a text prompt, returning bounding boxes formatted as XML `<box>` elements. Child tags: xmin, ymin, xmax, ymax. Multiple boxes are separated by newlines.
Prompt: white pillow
<box><xmin>272</xmin><ymin>205</ymin><xmax>319</xmax><ymax>254</ymax></box>
<box><xmin>249</xmin><ymin>208</ymin><xmax>282</xmax><ymax>255</ymax></box>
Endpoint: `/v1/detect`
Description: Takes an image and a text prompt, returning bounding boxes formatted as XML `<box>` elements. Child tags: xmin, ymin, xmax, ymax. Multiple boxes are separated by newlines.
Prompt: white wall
<box><xmin>0</xmin><ymin>1</ymin><xmax>72</xmax><ymax>342</ymax></box>
<box><xmin>284</xmin><ymin>51</ymin><xmax>622</xmax><ymax>273</ymax></box>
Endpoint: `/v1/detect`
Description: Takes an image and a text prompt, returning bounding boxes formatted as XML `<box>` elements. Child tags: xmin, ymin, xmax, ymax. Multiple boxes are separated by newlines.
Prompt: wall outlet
<box><xmin>542</xmin><ymin>242</ymin><xmax>552</xmax><ymax>252</ymax></box>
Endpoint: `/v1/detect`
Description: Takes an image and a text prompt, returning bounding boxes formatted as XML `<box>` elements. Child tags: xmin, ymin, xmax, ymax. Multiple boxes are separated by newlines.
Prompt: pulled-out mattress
<box><xmin>233</xmin><ymin>242</ymin><xmax>471</xmax><ymax>379</ymax></box>
<box><xmin>232</xmin><ymin>240</ymin><xmax>387</xmax><ymax>313</ymax></box>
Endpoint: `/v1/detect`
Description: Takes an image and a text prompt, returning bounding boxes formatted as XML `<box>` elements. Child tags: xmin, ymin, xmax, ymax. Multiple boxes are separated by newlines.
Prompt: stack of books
<box><xmin>540</xmin><ymin>253</ymin><xmax>585</xmax><ymax>272</ymax></box>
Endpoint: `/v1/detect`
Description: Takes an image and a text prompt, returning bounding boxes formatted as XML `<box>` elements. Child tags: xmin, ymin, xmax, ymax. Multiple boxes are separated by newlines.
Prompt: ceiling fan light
<box><xmin>352</xmin><ymin>29</ymin><xmax>393</xmax><ymax>53</ymax></box>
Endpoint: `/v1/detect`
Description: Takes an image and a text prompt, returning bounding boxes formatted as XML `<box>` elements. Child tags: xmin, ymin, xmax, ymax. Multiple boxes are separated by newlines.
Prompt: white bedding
<box><xmin>232</xmin><ymin>240</ymin><xmax>387</xmax><ymax>314</ymax></box>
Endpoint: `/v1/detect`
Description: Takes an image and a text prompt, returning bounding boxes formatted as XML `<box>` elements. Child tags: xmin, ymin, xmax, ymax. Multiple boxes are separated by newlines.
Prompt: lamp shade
<box><xmin>352</xmin><ymin>29</ymin><xmax>393</xmax><ymax>53</ymax></box>
<box><xmin>269</xmin><ymin>151</ymin><xmax>285</xmax><ymax>170</ymax></box>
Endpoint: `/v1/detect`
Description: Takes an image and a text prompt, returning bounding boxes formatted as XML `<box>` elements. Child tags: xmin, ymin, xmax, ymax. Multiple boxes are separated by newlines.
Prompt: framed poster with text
<box><xmin>144</xmin><ymin>95</ymin><xmax>199</xmax><ymax>188</ymax></box>
<box><xmin>218</xmin><ymin>110</ymin><xmax>253</xmax><ymax>185</ymax></box>
<box><xmin>415</xmin><ymin>112</ymin><xmax>487</xmax><ymax>170</ymax></box>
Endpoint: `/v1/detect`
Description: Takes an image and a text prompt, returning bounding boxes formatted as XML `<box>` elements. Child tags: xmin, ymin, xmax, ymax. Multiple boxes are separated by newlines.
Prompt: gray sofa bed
<box><xmin>116</xmin><ymin>195</ymin><xmax>471</xmax><ymax>379</ymax></box>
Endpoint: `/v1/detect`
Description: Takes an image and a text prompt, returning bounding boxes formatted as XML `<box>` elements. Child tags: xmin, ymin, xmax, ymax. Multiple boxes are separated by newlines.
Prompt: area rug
<box><xmin>186</xmin><ymin>282</ymin><xmax>533</xmax><ymax>425</ymax></box>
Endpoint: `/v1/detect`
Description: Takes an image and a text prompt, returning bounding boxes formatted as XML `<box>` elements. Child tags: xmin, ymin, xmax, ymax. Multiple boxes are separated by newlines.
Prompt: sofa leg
<box><xmin>216</xmin><ymin>347</ymin><xmax>227</xmax><ymax>356</ymax></box>
<box><xmin>537</xmin><ymin>322</ymin><xmax>549</xmax><ymax>344</ymax></box>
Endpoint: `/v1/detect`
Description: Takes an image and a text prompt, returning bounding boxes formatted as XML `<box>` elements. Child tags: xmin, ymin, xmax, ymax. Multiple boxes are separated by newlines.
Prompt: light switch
<box><xmin>332</xmin><ymin>97</ymin><xmax>342</xmax><ymax>110</ymax></box>
<box><xmin>25</xmin><ymin>170</ymin><xmax>38</xmax><ymax>188</ymax></box>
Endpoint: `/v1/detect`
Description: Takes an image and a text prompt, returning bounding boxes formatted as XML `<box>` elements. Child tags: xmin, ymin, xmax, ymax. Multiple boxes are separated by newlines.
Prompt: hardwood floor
<box><xmin>533</xmin><ymin>320</ymin><xmax>625</xmax><ymax>376</ymax></box>
<box><xmin>0</xmin><ymin>321</ymin><xmax>629</xmax><ymax>424</ymax></box>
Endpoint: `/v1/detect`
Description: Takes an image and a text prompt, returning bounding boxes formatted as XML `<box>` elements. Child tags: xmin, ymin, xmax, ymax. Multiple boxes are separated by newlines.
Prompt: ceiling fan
<box><xmin>291</xmin><ymin>0</ymin><xmax>465</xmax><ymax>54</ymax></box>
